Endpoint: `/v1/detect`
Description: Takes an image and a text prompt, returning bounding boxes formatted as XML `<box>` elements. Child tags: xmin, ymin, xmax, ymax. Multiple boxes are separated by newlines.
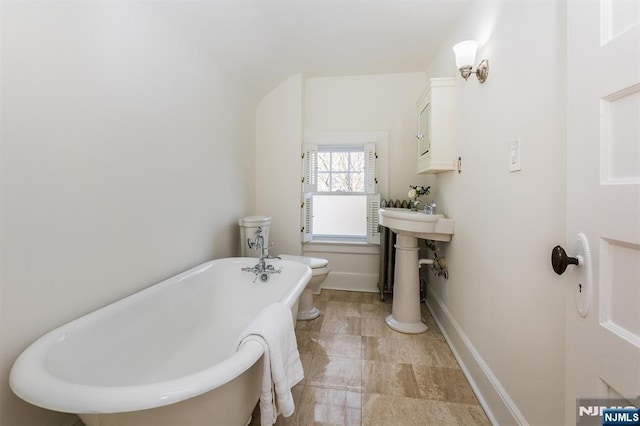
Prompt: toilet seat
<box><xmin>278</xmin><ymin>254</ymin><xmax>328</xmax><ymax>270</ymax></box>
<box><xmin>278</xmin><ymin>255</ymin><xmax>329</xmax><ymax>279</ymax></box>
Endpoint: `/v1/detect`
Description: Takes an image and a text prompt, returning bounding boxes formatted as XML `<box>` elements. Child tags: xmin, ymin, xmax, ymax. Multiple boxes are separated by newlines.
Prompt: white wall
<box><xmin>303</xmin><ymin>73</ymin><xmax>433</xmax><ymax>291</ymax></box>
<box><xmin>305</xmin><ymin>73</ymin><xmax>434</xmax><ymax>200</ymax></box>
<box><xmin>0</xmin><ymin>4</ymin><xmax>256</xmax><ymax>425</ymax></box>
<box><xmin>424</xmin><ymin>0</ymin><xmax>567</xmax><ymax>424</ymax></box>
<box><xmin>255</xmin><ymin>74</ymin><xmax>303</xmax><ymax>256</ymax></box>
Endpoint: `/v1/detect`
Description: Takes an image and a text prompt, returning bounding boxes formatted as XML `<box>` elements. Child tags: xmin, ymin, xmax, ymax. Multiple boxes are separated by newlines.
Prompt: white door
<box><xmin>565</xmin><ymin>0</ymin><xmax>640</xmax><ymax>424</ymax></box>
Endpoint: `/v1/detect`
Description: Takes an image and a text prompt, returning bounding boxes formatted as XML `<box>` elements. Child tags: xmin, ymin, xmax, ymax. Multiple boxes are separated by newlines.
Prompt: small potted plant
<box><xmin>408</xmin><ymin>185</ymin><xmax>430</xmax><ymax>211</ymax></box>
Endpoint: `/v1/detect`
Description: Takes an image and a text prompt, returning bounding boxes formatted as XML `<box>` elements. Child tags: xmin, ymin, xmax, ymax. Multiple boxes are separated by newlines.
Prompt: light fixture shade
<box><xmin>452</xmin><ymin>40</ymin><xmax>478</xmax><ymax>68</ymax></box>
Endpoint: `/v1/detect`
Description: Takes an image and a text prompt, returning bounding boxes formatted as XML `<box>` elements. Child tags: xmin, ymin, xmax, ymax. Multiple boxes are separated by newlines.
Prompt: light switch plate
<box><xmin>509</xmin><ymin>139</ymin><xmax>521</xmax><ymax>172</ymax></box>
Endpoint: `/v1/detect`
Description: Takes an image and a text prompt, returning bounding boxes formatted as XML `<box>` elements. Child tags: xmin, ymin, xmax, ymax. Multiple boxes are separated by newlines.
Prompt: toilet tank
<box><xmin>238</xmin><ymin>216</ymin><xmax>271</xmax><ymax>257</ymax></box>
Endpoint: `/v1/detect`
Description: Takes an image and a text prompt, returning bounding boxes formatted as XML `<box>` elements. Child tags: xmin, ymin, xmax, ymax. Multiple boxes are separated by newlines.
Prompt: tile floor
<box><xmin>249</xmin><ymin>290</ymin><xmax>490</xmax><ymax>426</ymax></box>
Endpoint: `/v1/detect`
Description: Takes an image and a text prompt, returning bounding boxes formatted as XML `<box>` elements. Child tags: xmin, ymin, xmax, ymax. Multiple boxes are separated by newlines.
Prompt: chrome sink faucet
<box><xmin>423</xmin><ymin>201</ymin><xmax>437</xmax><ymax>215</ymax></box>
<box><xmin>242</xmin><ymin>227</ymin><xmax>281</xmax><ymax>282</ymax></box>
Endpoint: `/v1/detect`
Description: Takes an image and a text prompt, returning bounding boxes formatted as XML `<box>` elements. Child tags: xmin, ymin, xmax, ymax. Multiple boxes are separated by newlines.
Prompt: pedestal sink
<box><xmin>379</xmin><ymin>208</ymin><xmax>454</xmax><ymax>333</ymax></box>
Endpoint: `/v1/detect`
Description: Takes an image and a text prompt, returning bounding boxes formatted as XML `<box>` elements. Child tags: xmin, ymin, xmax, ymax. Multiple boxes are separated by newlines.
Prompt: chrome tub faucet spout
<box><xmin>242</xmin><ymin>227</ymin><xmax>281</xmax><ymax>282</ymax></box>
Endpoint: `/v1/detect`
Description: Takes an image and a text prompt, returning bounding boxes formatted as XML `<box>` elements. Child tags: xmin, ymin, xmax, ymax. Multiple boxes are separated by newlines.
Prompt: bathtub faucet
<box><xmin>242</xmin><ymin>227</ymin><xmax>281</xmax><ymax>282</ymax></box>
<box><xmin>246</xmin><ymin>227</ymin><xmax>265</xmax><ymax>256</ymax></box>
<box><xmin>247</xmin><ymin>227</ymin><xmax>281</xmax><ymax>261</ymax></box>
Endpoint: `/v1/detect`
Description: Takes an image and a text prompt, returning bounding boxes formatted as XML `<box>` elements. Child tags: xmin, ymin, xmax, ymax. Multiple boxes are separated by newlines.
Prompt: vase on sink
<box><xmin>410</xmin><ymin>199</ymin><xmax>420</xmax><ymax>211</ymax></box>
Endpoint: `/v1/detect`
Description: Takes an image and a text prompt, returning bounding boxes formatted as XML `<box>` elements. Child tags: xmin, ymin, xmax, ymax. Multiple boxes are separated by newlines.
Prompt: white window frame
<box><xmin>301</xmin><ymin>134</ymin><xmax>381</xmax><ymax>245</ymax></box>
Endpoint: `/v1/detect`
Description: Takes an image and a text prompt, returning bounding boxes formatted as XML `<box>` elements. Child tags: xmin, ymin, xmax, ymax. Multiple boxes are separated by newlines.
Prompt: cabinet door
<box><xmin>418</xmin><ymin>100</ymin><xmax>431</xmax><ymax>156</ymax></box>
<box><xmin>416</xmin><ymin>78</ymin><xmax>455</xmax><ymax>174</ymax></box>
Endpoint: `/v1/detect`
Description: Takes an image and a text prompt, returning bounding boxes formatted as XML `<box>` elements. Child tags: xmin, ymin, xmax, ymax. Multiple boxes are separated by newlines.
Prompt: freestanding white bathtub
<box><xmin>10</xmin><ymin>257</ymin><xmax>311</xmax><ymax>426</ymax></box>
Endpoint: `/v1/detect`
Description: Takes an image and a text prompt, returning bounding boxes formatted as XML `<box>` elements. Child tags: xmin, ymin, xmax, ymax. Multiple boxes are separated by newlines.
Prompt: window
<box><xmin>317</xmin><ymin>147</ymin><xmax>365</xmax><ymax>193</ymax></box>
<box><xmin>301</xmin><ymin>142</ymin><xmax>380</xmax><ymax>244</ymax></box>
<box><xmin>315</xmin><ymin>146</ymin><xmax>366</xmax><ymax>239</ymax></box>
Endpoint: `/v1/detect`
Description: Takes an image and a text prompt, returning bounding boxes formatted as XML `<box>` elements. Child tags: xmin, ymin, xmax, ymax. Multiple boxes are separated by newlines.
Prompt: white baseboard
<box><xmin>320</xmin><ymin>271</ymin><xmax>378</xmax><ymax>293</ymax></box>
<box><xmin>426</xmin><ymin>289</ymin><xmax>528</xmax><ymax>426</ymax></box>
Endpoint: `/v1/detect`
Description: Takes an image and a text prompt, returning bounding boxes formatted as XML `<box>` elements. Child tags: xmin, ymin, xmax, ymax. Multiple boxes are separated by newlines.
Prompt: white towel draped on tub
<box><xmin>236</xmin><ymin>302</ymin><xmax>304</xmax><ymax>426</ymax></box>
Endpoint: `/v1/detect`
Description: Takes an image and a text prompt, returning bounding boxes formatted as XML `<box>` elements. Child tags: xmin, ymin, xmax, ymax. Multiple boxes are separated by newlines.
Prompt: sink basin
<box><xmin>379</xmin><ymin>208</ymin><xmax>454</xmax><ymax>241</ymax></box>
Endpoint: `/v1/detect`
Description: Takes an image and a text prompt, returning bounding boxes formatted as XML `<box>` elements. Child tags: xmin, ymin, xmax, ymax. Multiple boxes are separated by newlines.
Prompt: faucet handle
<box><xmin>264</xmin><ymin>243</ymin><xmax>281</xmax><ymax>260</ymax></box>
<box><xmin>423</xmin><ymin>202</ymin><xmax>437</xmax><ymax>214</ymax></box>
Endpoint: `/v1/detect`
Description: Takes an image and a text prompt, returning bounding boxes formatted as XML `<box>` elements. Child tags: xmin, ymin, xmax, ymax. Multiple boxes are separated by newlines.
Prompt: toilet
<box><xmin>239</xmin><ymin>216</ymin><xmax>329</xmax><ymax>320</ymax></box>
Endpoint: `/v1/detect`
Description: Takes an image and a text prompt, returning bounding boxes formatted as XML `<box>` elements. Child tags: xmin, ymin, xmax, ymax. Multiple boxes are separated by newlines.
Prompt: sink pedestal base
<box><xmin>385</xmin><ymin>234</ymin><xmax>427</xmax><ymax>334</ymax></box>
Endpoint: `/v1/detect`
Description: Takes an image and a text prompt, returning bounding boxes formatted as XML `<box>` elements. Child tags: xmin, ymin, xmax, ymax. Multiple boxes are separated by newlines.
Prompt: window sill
<box><xmin>303</xmin><ymin>240</ymin><xmax>379</xmax><ymax>255</ymax></box>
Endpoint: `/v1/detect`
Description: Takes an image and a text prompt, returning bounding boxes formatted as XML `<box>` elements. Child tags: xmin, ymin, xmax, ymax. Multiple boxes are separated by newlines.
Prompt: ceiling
<box><xmin>158</xmin><ymin>0</ymin><xmax>470</xmax><ymax>96</ymax></box>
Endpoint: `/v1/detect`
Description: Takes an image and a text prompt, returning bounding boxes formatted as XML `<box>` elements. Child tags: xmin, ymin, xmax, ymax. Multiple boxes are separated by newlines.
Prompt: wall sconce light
<box><xmin>452</xmin><ymin>40</ymin><xmax>489</xmax><ymax>83</ymax></box>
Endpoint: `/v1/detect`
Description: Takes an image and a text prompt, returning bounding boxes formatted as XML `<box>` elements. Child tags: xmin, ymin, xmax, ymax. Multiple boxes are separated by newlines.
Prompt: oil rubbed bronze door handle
<box><xmin>551</xmin><ymin>245</ymin><xmax>580</xmax><ymax>275</ymax></box>
<box><xmin>552</xmin><ymin>235</ymin><xmax>593</xmax><ymax>317</ymax></box>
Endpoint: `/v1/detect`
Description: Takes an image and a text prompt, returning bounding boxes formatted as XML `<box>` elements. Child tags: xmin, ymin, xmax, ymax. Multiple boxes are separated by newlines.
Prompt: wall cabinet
<box><xmin>416</xmin><ymin>77</ymin><xmax>455</xmax><ymax>174</ymax></box>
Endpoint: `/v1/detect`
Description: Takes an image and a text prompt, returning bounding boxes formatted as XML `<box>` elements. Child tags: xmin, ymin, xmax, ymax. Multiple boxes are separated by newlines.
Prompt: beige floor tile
<box><xmin>309</xmin><ymin>385</ymin><xmax>355</xmax><ymax>406</ymax></box>
<box><xmin>299</xmin><ymin>404</ymin><xmax>346</xmax><ymax>425</ymax></box>
<box><xmin>361</xmin><ymin>315</ymin><xmax>397</xmax><ymax>338</ymax></box>
<box><xmin>294</xmin><ymin>386</ymin><xmax>363</xmax><ymax>425</ymax></box>
<box><xmin>293</xmin><ymin>294</ymin><xmax>486</xmax><ymax>425</ymax></box>
<box><xmin>345</xmin><ymin>406</ymin><xmax>362</xmax><ymax>426</ymax></box>
<box><xmin>315</xmin><ymin>333</ymin><xmax>362</xmax><ymax>358</ymax></box>
<box><xmin>362</xmin><ymin>393</ymin><xmax>460</xmax><ymax>426</ymax></box>
<box><xmin>306</xmin><ymin>354</ymin><xmax>363</xmax><ymax>391</ymax></box>
<box><xmin>323</xmin><ymin>290</ymin><xmax>375</xmax><ymax>304</ymax></box>
<box><xmin>314</xmin><ymin>297</ymin><xmax>330</xmax><ymax>312</ymax></box>
<box><xmin>407</xmin><ymin>337</ymin><xmax>460</xmax><ymax>368</ymax></box>
<box><xmin>424</xmin><ymin>326</ymin><xmax>448</xmax><ymax>342</ymax></box>
<box><xmin>316</xmin><ymin>290</ymin><xmax>332</xmax><ymax>302</ymax></box>
<box><xmin>421</xmin><ymin>306</ymin><xmax>444</xmax><ymax>333</ymax></box>
<box><xmin>420</xmin><ymin>301</ymin><xmax>436</xmax><ymax>321</ymax></box>
<box><xmin>360</xmin><ymin>291</ymin><xmax>378</xmax><ymax>304</ymax></box>
<box><xmin>321</xmin><ymin>315</ymin><xmax>362</xmax><ymax>335</ymax></box>
<box><xmin>296</xmin><ymin>314</ymin><xmax>325</xmax><ymax>333</ymax></box>
<box><xmin>297</xmin><ymin>386</ymin><xmax>362</xmax><ymax>426</ymax></box>
<box><xmin>362</xmin><ymin>335</ymin><xmax>414</xmax><ymax>364</ymax></box>
<box><xmin>345</xmin><ymin>390</ymin><xmax>362</xmax><ymax>409</ymax></box>
<box><xmin>324</xmin><ymin>301</ymin><xmax>362</xmax><ymax>318</ymax></box>
<box><xmin>412</xmin><ymin>365</ymin><xmax>479</xmax><ymax>404</ymax></box>
<box><xmin>361</xmin><ymin>299</ymin><xmax>392</xmax><ymax>318</ymax></box>
<box><xmin>447</xmin><ymin>402</ymin><xmax>492</xmax><ymax>425</ymax></box>
<box><xmin>299</xmin><ymin>352</ymin><xmax>314</xmax><ymax>385</ymax></box>
<box><xmin>296</xmin><ymin>386</ymin><xmax>348</xmax><ymax>425</ymax></box>
<box><xmin>362</xmin><ymin>360</ymin><xmax>421</xmax><ymax>398</ymax></box>
<box><xmin>295</xmin><ymin>330</ymin><xmax>320</xmax><ymax>355</ymax></box>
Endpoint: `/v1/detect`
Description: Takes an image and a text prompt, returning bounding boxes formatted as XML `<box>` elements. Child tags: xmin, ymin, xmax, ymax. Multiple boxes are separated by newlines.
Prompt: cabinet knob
<box><xmin>416</xmin><ymin>133</ymin><xmax>423</xmax><ymax>140</ymax></box>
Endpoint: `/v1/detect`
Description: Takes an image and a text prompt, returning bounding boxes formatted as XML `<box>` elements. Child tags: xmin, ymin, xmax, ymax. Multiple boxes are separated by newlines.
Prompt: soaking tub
<box><xmin>10</xmin><ymin>257</ymin><xmax>311</xmax><ymax>426</ymax></box>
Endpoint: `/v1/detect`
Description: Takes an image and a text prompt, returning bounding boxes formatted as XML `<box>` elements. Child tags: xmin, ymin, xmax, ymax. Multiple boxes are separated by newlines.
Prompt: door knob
<box><xmin>551</xmin><ymin>245</ymin><xmax>580</xmax><ymax>275</ymax></box>
<box><xmin>552</xmin><ymin>234</ymin><xmax>592</xmax><ymax>317</ymax></box>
